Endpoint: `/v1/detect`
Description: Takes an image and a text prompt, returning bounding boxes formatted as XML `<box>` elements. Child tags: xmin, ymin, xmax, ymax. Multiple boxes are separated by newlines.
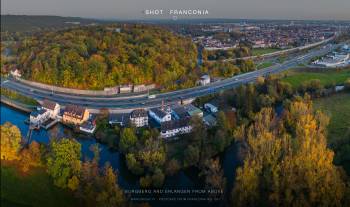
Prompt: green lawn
<box><xmin>252</xmin><ymin>48</ymin><xmax>281</xmax><ymax>56</ymax></box>
<box><xmin>313</xmin><ymin>93</ymin><xmax>350</xmax><ymax>141</ymax></box>
<box><xmin>1</xmin><ymin>164</ymin><xmax>78</xmax><ymax>207</ymax></box>
<box><xmin>281</xmin><ymin>68</ymin><xmax>350</xmax><ymax>88</ymax></box>
<box><xmin>257</xmin><ymin>61</ymin><xmax>274</xmax><ymax>69</ymax></box>
<box><xmin>1</xmin><ymin>88</ymin><xmax>38</xmax><ymax>106</ymax></box>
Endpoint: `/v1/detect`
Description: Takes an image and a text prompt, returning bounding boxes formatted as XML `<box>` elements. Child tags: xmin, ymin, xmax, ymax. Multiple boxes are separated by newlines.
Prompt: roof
<box><xmin>109</xmin><ymin>113</ymin><xmax>129</xmax><ymax>125</ymax></box>
<box><xmin>130</xmin><ymin>109</ymin><xmax>148</xmax><ymax>118</ymax></box>
<box><xmin>150</xmin><ymin>108</ymin><xmax>168</xmax><ymax>119</ymax></box>
<box><xmin>42</xmin><ymin>99</ymin><xmax>57</xmax><ymax>110</ymax></box>
<box><xmin>64</xmin><ymin>105</ymin><xmax>86</xmax><ymax>119</ymax></box>
<box><xmin>184</xmin><ymin>104</ymin><xmax>202</xmax><ymax>116</ymax></box>
<box><xmin>200</xmin><ymin>74</ymin><xmax>210</xmax><ymax>80</ymax></box>
<box><xmin>30</xmin><ymin>109</ymin><xmax>47</xmax><ymax>118</ymax></box>
<box><xmin>172</xmin><ymin>106</ymin><xmax>189</xmax><ymax>119</ymax></box>
<box><xmin>161</xmin><ymin>117</ymin><xmax>191</xmax><ymax>132</ymax></box>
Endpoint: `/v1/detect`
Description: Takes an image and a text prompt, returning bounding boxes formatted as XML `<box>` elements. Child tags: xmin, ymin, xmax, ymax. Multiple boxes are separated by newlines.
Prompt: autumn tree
<box><xmin>0</xmin><ymin>122</ymin><xmax>22</xmax><ymax>160</ymax></box>
<box><xmin>232</xmin><ymin>100</ymin><xmax>347</xmax><ymax>207</ymax></box>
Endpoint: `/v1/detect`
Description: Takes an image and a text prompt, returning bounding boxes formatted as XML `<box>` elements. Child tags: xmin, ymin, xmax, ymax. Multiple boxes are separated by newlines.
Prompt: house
<box><xmin>63</xmin><ymin>105</ymin><xmax>89</xmax><ymax>125</ymax></box>
<box><xmin>149</xmin><ymin>108</ymin><xmax>171</xmax><ymax>124</ymax></box>
<box><xmin>119</xmin><ymin>85</ymin><xmax>132</xmax><ymax>93</ymax></box>
<box><xmin>203</xmin><ymin>114</ymin><xmax>217</xmax><ymax>127</ymax></box>
<box><xmin>199</xmin><ymin>75</ymin><xmax>211</xmax><ymax>86</ymax></box>
<box><xmin>160</xmin><ymin>118</ymin><xmax>192</xmax><ymax>138</ymax></box>
<box><xmin>171</xmin><ymin>105</ymin><xmax>189</xmax><ymax>120</ymax></box>
<box><xmin>109</xmin><ymin>113</ymin><xmax>129</xmax><ymax>126</ymax></box>
<box><xmin>130</xmin><ymin>109</ymin><xmax>148</xmax><ymax>127</ymax></box>
<box><xmin>204</xmin><ymin>103</ymin><xmax>218</xmax><ymax>113</ymax></box>
<box><xmin>10</xmin><ymin>69</ymin><xmax>21</xmax><ymax>78</ymax></box>
<box><xmin>184</xmin><ymin>104</ymin><xmax>203</xmax><ymax>117</ymax></box>
<box><xmin>30</xmin><ymin>109</ymin><xmax>50</xmax><ymax>125</ymax></box>
<box><xmin>41</xmin><ymin>99</ymin><xmax>60</xmax><ymax>119</ymax></box>
<box><xmin>79</xmin><ymin>115</ymin><xmax>97</xmax><ymax>134</ymax></box>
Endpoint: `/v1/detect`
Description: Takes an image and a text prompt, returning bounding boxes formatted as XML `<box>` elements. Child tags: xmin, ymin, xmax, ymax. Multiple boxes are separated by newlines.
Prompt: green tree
<box><xmin>119</xmin><ymin>128</ymin><xmax>137</xmax><ymax>153</ymax></box>
<box><xmin>47</xmin><ymin>138</ymin><xmax>82</xmax><ymax>189</ymax></box>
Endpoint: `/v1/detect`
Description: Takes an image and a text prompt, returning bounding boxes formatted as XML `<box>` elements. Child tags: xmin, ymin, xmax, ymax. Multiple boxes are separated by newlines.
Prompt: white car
<box><xmin>148</xmin><ymin>95</ymin><xmax>156</xmax><ymax>99</ymax></box>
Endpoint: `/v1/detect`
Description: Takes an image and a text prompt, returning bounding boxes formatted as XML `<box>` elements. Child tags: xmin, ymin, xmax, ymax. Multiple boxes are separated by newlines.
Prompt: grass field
<box><xmin>281</xmin><ymin>68</ymin><xmax>350</xmax><ymax>88</ymax></box>
<box><xmin>252</xmin><ymin>48</ymin><xmax>281</xmax><ymax>56</ymax></box>
<box><xmin>313</xmin><ymin>93</ymin><xmax>350</xmax><ymax>141</ymax></box>
<box><xmin>256</xmin><ymin>61</ymin><xmax>274</xmax><ymax>69</ymax></box>
<box><xmin>1</xmin><ymin>163</ymin><xmax>78</xmax><ymax>207</ymax></box>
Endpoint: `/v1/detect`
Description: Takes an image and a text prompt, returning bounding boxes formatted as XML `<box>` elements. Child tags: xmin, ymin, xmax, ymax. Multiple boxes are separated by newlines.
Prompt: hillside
<box><xmin>11</xmin><ymin>25</ymin><xmax>198</xmax><ymax>90</ymax></box>
<box><xmin>1</xmin><ymin>15</ymin><xmax>107</xmax><ymax>32</ymax></box>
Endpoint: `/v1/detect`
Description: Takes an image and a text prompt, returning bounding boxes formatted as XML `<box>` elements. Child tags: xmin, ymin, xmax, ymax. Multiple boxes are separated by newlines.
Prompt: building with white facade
<box><xmin>204</xmin><ymin>103</ymin><xmax>219</xmax><ymax>113</ymax></box>
<box><xmin>313</xmin><ymin>53</ymin><xmax>350</xmax><ymax>68</ymax></box>
<box><xmin>41</xmin><ymin>99</ymin><xmax>60</xmax><ymax>119</ymax></box>
<box><xmin>149</xmin><ymin>108</ymin><xmax>171</xmax><ymax>124</ymax></box>
<box><xmin>129</xmin><ymin>109</ymin><xmax>148</xmax><ymax>127</ymax></box>
<box><xmin>30</xmin><ymin>109</ymin><xmax>50</xmax><ymax>125</ymax></box>
<box><xmin>160</xmin><ymin>118</ymin><xmax>192</xmax><ymax>138</ymax></box>
<box><xmin>199</xmin><ymin>75</ymin><xmax>211</xmax><ymax>86</ymax></box>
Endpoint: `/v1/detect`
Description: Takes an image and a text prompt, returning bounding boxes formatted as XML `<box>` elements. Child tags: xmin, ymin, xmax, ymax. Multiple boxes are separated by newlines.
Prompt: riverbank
<box><xmin>0</xmin><ymin>96</ymin><xmax>35</xmax><ymax>113</ymax></box>
<box><xmin>1</xmin><ymin>161</ymin><xmax>78</xmax><ymax>207</ymax></box>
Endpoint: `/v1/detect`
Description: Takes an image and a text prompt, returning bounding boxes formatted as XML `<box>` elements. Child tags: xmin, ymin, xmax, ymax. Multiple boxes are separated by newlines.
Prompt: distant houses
<box><xmin>27</xmin><ymin>98</ymin><xmax>222</xmax><ymax>138</ymax></box>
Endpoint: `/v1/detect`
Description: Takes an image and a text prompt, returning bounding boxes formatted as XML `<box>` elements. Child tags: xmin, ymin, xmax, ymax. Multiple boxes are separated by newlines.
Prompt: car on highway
<box><xmin>148</xmin><ymin>95</ymin><xmax>156</xmax><ymax>99</ymax></box>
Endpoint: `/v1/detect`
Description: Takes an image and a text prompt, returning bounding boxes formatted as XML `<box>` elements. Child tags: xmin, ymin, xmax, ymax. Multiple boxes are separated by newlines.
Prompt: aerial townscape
<box><xmin>1</xmin><ymin>1</ymin><xmax>350</xmax><ymax>207</ymax></box>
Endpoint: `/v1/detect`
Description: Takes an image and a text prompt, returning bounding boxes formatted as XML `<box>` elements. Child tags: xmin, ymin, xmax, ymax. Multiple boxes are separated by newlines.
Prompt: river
<box><xmin>0</xmin><ymin>103</ymin><xmax>240</xmax><ymax>206</ymax></box>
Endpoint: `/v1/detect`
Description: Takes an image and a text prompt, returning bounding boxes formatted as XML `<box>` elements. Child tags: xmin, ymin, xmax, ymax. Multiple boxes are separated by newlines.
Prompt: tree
<box><xmin>0</xmin><ymin>122</ymin><xmax>22</xmax><ymax>161</ymax></box>
<box><xmin>47</xmin><ymin>138</ymin><xmax>82</xmax><ymax>189</ymax></box>
<box><xmin>232</xmin><ymin>101</ymin><xmax>347</xmax><ymax>207</ymax></box>
<box><xmin>201</xmin><ymin>158</ymin><xmax>226</xmax><ymax>190</ymax></box>
<box><xmin>96</xmin><ymin>164</ymin><xmax>125</xmax><ymax>207</ymax></box>
<box><xmin>165</xmin><ymin>159</ymin><xmax>181</xmax><ymax>176</ymax></box>
<box><xmin>184</xmin><ymin>145</ymin><xmax>200</xmax><ymax>167</ymax></box>
<box><xmin>119</xmin><ymin>128</ymin><xmax>137</xmax><ymax>153</ymax></box>
<box><xmin>19</xmin><ymin>141</ymin><xmax>42</xmax><ymax>172</ymax></box>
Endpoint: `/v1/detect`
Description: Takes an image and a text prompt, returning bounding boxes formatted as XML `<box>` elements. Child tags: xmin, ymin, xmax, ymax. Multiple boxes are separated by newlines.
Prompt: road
<box><xmin>1</xmin><ymin>43</ymin><xmax>341</xmax><ymax>112</ymax></box>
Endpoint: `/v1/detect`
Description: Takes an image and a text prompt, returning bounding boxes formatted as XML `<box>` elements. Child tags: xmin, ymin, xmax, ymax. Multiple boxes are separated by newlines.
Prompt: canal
<box><xmin>0</xmin><ymin>103</ymin><xmax>240</xmax><ymax>206</ymax></box>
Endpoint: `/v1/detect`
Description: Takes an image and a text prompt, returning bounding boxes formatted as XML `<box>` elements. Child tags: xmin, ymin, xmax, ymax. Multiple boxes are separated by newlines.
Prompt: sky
<box><xmin>2</xmin><ymin>0</ymin><xmax>350</xmax><ymax>21</ymax></box>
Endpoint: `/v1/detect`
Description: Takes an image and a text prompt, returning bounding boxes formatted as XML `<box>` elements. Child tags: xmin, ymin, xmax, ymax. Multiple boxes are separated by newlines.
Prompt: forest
<box><xmin>10</xmin><ymin>24</ymin><xmax>198</xmax><ymax>90</ymax></box>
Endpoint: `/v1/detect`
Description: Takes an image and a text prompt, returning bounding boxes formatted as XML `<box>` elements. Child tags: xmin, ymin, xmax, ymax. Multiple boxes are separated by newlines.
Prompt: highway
<box><xmin>1</xmin><ymin>43</ymin><xmax>341</xmax><ymax>112</ymax></box>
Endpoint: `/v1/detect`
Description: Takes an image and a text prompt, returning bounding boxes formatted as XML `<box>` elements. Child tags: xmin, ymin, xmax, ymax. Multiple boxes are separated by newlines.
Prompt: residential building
<box><xmin>203</xmin><ymin>114</ymin><xmax>217</xmax><ymax>127</ymax></box>
<box><xmin>130</xmin><ymin>109</ymin><xmax>148</xmax><ymax>127</ymax></box>
<box><xmin>149</xmin><ymin>108</ymin><xmax>171</xmax><ymax>124</ymax></box>
<box><xmin>184</xmin><ymin>104</ymin><xmax>203</xmax><ymax>117</ymax></box>
<box><xmin>199</xmin><ymin>75</ymin><xmax>211</xmax><ymax>86</ymax></box>
<box><xmin>160</xmin><ymin>118</ymin><xmax>192</xmax><ymax>138</ymax></box>
<box><xmin>109</xmin><ymin>113</ymin><xmax>129</xmax><ymax>126</ymax></box>
<box><xmin>10</xmin><ymin>69</ymin><xmax>21</xmax><ymax>78</ymax></box>
<box><xmin>79</xmin><ymin>115</ymin><xmax>97</xmax><ymax>134</ymax></box>
<box><xmin>41</xmin><ymin>99</ymin><xmax>60</xmax><ymax>119</ymax></box>
<box><xmin>204</xmin><ymin>103</ymin><xmax>219</xmax><ymax>113</ymax></box>
<box><xmin>171</xmin><ymin>105</ymin><xmax>189</xmax><ymax>120</ymax></box>
<box><xmin>63</xmin><ymin>105</ymin><xmax>89</xmax><ymax>125</ymax></box>
<box><xmin>30</xmin><ymin>109</ymin><xmax>50</xmax><ymax>125</ymax></box>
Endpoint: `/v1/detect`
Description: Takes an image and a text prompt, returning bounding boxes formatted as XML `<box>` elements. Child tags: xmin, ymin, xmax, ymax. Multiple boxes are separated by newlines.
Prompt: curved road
<box><xmin>1</xmin><ymin>43</ymin><xmax>341</xmax><ymax>112</ymax></box>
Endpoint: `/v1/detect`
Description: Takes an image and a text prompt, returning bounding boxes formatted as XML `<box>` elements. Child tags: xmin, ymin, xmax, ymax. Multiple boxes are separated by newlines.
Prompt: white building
<box><xmin>199</xmin><ymin>75</ymin><xmax>211</xmax><ymax>86</ymax></box>
<box><xmin>149</xmin><ymin>108</ymin><xmax>171</xmax><ymax>124</ymax></box>
<box><xmin>30</xmin><ymin>109</ymin><xmax>50</xmax><ymax>125</ymax></box>
<box><xmin>41</xmin><ymin>99</ymin><xmax>60</xmax><ymax>119</ymax></box>
<box><xmin>313</xmin><ymin>53</ymin><xmax>350</xmax><ymax>68</ymax></box>
<box><xmin>129</xmin><ymin>109</ymin><xmax>148</xmax><ymax>127</ymax></box>
<box><xmin>204</xmin><ymin>103</ymin><xmax>218</xmax><ymax>113</ymax></box>
<box><xmin>10</xmin><ymin>69</ymin><xmax>21</xmax><ymax>78</ymax></box>
<box><xmin>160</xmin><ymin>118</ymin><xmax>192</xmax><ymax>138</ymax></box>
